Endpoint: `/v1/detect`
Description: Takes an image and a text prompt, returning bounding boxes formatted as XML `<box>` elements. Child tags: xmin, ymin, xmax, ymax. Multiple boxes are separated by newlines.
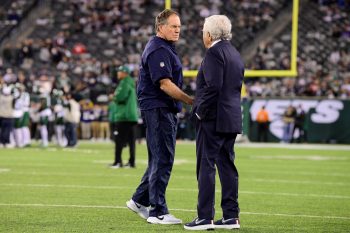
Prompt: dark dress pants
<box><xmin>196</xmin><ymin>120</ymin><xmax>239</xmax><ymax>220</ymax></box>
<box><xmin>132</xmin><ymin>108</ymin><xmax>177</xmax><ymax>217</ymax></box>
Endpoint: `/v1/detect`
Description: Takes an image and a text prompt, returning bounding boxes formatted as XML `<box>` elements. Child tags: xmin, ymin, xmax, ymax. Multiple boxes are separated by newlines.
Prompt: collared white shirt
<box><xmin>210</xmin><ymin>39</ymin><xmax>222</xmax><ymax>48</ymax></box>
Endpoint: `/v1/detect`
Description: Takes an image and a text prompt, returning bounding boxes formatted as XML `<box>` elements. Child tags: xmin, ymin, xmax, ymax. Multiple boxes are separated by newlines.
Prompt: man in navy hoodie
<box><xmin>126</xmin><ymin>9</ymin><xmax>193</xmax><ymax>225</ymax></box>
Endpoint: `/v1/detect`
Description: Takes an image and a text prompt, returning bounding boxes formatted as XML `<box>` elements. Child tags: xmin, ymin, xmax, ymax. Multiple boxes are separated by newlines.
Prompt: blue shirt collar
<box><xmin>154</xmin><ymin>36</ymin><xmax>176</xmax><ymax>50</ymax></box>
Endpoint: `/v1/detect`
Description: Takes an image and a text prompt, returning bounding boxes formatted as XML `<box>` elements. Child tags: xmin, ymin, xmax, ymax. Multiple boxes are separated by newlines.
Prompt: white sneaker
<box><xmin>4</xmin><ymin>144</ymin><xmax>15</xmax><ymax>149</ymax></box>
<box><xmin>126</xmin><ymin>199</ymin><xmax>149</xmax><ymax>220</ymax></box>
<box><xmin>147</xmin><ymin>214</ymin><xmax>182</xmax><ymax>225</ymax></box>
<box><xmin>110</xmin><ymin>163</ymin><xmax>121</xmax><ymax>169</ymax></box>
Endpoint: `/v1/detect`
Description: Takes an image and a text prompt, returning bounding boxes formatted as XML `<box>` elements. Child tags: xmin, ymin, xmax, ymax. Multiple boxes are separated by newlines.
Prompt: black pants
<box><xmin>114</xmin><ymin>122</ymin><xmax>136</xmax><ymax>166</ymax></box>
<box><xmin>291</xmin><ymin>124</ymin><xmax>306</xmax><ymax>143</ymax></box>
<box><xmin>257</xmin><ymin>122</ymin><xmax>269</xmax><ymax>142</ymax></box>
<box><xmin>110</xmin><ymin>122</ymin><xmax>117</xmax><ymax>141</ymax></box>
<box><xmin>196</xmin><ymin>120</ymin><xmax>239</xmax><ymax>220</ymax></box>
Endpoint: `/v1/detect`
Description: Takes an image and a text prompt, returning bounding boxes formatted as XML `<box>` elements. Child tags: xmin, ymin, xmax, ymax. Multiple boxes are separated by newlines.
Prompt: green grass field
<box><xmin>1</xmin><ymin>142</ymin><xmax>349</xmax><ymax>232</ymax></box>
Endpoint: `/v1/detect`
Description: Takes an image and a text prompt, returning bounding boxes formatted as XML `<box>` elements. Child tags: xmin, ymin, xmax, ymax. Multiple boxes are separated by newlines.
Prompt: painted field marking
<box><xmin>6</xmin><ymin>170</ymin><xmax>350</xmax><ymax>178</ymax></box>
<box><xmin>1</xmin><ymin>183</ymin><xmax>349</xmax><ymax>199</ymax></box>
<box><xmin>237</xmin><ymin>143</ymin><xmax>350</xmax><ymax>151</ymax></box>
<box><xmin>249</xmin><ymin>155</ymin><xmax>348</xmax><ymax>161</ymax></box>
<box><xmin>92</xmin><ymin>159</ymin><xmax>194</xmax><ymax>165</ymax></box>
<box><xmin>251</xmin><ymin>178</ymin><xmax>349</xmax><ymax>186</ymax></box>
<box><xmin>0</xmin><ymin>203</ymin><xmax>349</xmax><ymax>220</ymax></box>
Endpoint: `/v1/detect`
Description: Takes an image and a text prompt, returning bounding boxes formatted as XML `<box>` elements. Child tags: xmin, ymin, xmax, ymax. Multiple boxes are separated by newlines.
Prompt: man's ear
<box><xmin>207</xmin><ymin>32</ymin><xmax>212</xmax><ymax>41</ymax></box>
<box><xmin>158</xmin><ymin>24</ymin><xmax>165</xmax><ymax>33</ymax></box>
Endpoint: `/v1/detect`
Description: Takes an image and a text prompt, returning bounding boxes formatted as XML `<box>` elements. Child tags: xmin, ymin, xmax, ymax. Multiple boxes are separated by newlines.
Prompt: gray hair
<box><xmin>155</xmin><ymin>9</ymin><xmax>179</xmax><ymax>32</ymax></box>
<box><xmin>203</xmin><ymin>15</ymin><xmax>232</xmax><ymax>40</ymax></box>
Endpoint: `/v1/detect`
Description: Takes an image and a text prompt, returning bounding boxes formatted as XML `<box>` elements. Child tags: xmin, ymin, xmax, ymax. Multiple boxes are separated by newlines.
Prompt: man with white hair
<box><xmin>184</xmin><ymin>15</ymin><xmax>244</xmax><ymax>230</ymax></box>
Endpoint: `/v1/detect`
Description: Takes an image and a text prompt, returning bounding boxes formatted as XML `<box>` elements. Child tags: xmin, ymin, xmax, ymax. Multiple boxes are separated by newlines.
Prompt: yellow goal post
<box><xmin>164</xmin><ymin>0</ymin><xmax>299</xmax><ymax>78</ymax></box>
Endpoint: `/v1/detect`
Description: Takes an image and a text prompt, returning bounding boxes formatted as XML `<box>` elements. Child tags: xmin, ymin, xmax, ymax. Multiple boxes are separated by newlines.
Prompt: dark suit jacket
<box><xmin>193</xmin><ymin>40</ymin><xmax>244</xmax><ymax>133</ymax></box>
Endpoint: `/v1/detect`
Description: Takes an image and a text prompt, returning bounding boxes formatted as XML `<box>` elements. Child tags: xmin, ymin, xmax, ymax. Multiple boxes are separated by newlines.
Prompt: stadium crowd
<box><xmin>245</xmin><ymin>0</ymin><xmax>350</xmax><ymax>98</ymax></box>
<box><xmin>0</xmin><ymin>0</ymin><xmax>38</xmax><ymax>43</ymax></box>
<box><xmin>0</xmin><ymin>0</ymin><xmax>349</xmax><ymax>147</ymax></box>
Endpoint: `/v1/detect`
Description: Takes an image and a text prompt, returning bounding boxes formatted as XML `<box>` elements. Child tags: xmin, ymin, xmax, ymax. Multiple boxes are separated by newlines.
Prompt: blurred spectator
<box><xmin>13</xmin><ymin>83</ymin><xmax>30</xmax><ymax>148</ymax></box>
<box><xmin>80</xmin><ymin>99</ymin><xmax>93</xmax><ymax>140</ymax></box>
<box><xmin>110</xmin><ymin>65</ymin><xmax>138</xmax><ymax>168</ymax></box>
<box><xmin>52</xmin><ymin>89</ymin><xmax>67</xmax><ymax>147</ymax></box>
<box><xmin>99</xmin><ymin>104</ymin><xmax>110</xmax><ymax>141</ymax></box>
<box><xmin>291</xmin><ymin>104</ymin><xmax>306</xmax><ymax>143</ymax></box>
<box><xmin>281</xmin><ymin>105</ymin><xmax>296</xmax><ymax>143</ymax></box>
<box><xmin>38</xmin><ymin>97</ymin><xmax>51</xmax><ymax>147</ymax></box>
<box><xmin>64</xmin><ymin>93</ymin><xmax>81</xmax><ymax>147</ymax></box>
<box><xmin>0</xmin><ymin>85</ymin><xmax>16</xmax><ymax>148</ymax></box>
<box><xmin>3</xmin><ymin>68</ymin><xmax>17</xmax><ymax>83</ymax></box>
<box><xmin>91</xmin><ymin>104</ymin><xmax>101</xmax><ymax>140</ymax></box>
<box><xmin>256</xmin><ymin>105</ymin><xmax>270</xmax><ymax>142</ymax></box>
<box><xmin>72</xmin><ymin>43</ymin><xmax>87</xmax><ymax>55</ymax></box>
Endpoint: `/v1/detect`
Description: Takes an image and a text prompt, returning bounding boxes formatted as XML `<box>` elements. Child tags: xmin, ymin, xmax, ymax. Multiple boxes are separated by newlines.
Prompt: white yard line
<box><xmin>251</xmin><ymin>178</ymin><xmax>349</xmax><ymax>186</ymax></box>
<box><xmin>7</xmin><ymin>170</ymin><xmax>350</xmax><ymax>178</ymax></box>
<box><xmin>20</xmin><ymin>148</ymin><xmax>100</xmax><ymax>154</ymax></box>
<box><xmin>241</xmin><ymin>191</ymin><xmax>350</xmax><ymax>199</ymax></box>
<box><xmin>248</xmin><ymin>155</ymin><xmax>348</xmax><ymax>161</ymax></box>
<box><xmin>247</xmin><ymin>170</ymin><xmax>350</xmax><ymax>177</ymax></box>
<box><xmin>0</xmin><ymin>203</ymin><xmax>349</xmax><ymax>220</ymax></box>
<box><xmin>11</xmin><ymin>141</ymin><xmax>350</xmax><ymax>151</ymax></box>
<box><xmin>236</xmin><ymin>143</ymin><xmax>350</xmax><ymax>151</ymax></box>
<box><xmin>0</xmin><ymin>168</ymin><xmax>10</xmax><ymax>173</ymax></box>
<box><xmin>1</xmin><ymin>183</ymin><xmax>349</xmax><ymax>199</ymax></box>
<box><xmin>3</xmin><ymin>170</ymin><xmax>349</xmax><ymax>185</ymax></box>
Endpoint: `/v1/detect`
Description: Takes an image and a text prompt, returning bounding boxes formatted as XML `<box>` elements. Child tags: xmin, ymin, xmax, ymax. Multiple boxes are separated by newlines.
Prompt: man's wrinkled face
<box><xmin>159</xmin><ymin>14</ymin><xmax>181</xmax><ymax>42</ymax></box>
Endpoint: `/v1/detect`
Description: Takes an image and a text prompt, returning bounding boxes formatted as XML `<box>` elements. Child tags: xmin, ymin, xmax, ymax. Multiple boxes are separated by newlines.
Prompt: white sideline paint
<box><xmin>247</xmin><ymin>170</ymin><xmax>350</xmax><ymax>177</ymax></box>
<box><xmin>92</xmin><ymin>160</ymin><xmax>115</xmax><ymax>164</ymax></box>
<box><xmin>8</xmin><ymin>170</ymin><xmax>350</xmax><ymax>178</ymax></box>
<box><xmin>249</xmin><ymin>155</ymin><xmax>348</xmax><ymax>161</ymax></box>
<box><xmin>21</xmin><ymin>148</ymin><xmax>98</xmax><ymax>154</ymax></box>
<box><xmin>237</xmin><ymin>143</ymin><xmax>350</xmax><ymax>151</ymax></box>
<box><xmin>18</xmin><ymin>142</ymin><xmax>350</xmax><ymax>151</ymax></box>
<box><xmin>3</xmin><ymin>169</ymin><xmax>349</xmax><ymax>186</ymax></box>
<box><xmin>251</xmin><ymin>178</ymin><xmax>349</xmax><ymax>186</ymax></box>
<box><xmin>1</xmin><ymin>183</ymin><xmax>350</xmax><ymax>199</ymax></box>
<box><xmin>0</xmin><ymin>168</ymin><xmax>10</xmax><ymax>173</ymax></box>
<box><xmin>92</xmin><ymin>159</ymin><xmax>194</xmax><ymax>165</ymax></box>
<box><xmin>0</xmin><ymin>203</ymin><xmax>349</xmax><ymax>220</ymax></box>
<box><xmin>75</xmin><ymin>139</ymin><xmax>350</xmax><ymax>150</ymax></box>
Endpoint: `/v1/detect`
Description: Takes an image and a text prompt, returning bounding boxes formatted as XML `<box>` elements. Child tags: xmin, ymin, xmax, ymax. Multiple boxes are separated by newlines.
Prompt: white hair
<box><xmin>203</xmin><ymin>15</ymin><xmax>232</xmax><ymax>40</ymax></box>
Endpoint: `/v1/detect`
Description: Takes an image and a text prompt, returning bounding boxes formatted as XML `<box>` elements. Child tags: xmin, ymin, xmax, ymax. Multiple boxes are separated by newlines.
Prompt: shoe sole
<box><xmin>214</xmin><ymin>224</ymin><xmax>240</xmax><ymax>229</ymax></box>
<box><xmin>126</xmin><ymin>201</ymin><xmax>148</xmax><ymax>220</ymax></box>
<box><xmin>184</xmin><ymin>224</ymin><xmax>214</xmax><ymax>230</ymax></box>
<box><xmin>147</xmin><ymin>217</ymin><xmax>182</xmax><ymax>225</ymax></box>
